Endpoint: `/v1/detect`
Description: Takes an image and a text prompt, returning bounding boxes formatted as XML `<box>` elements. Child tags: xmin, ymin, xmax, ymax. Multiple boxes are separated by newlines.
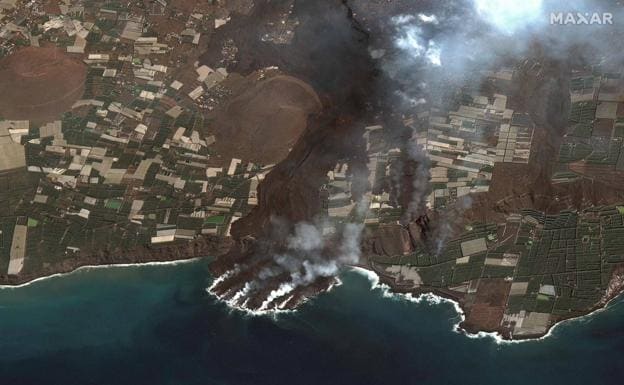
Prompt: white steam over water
<box><xmin>208</xmin><ymin>219</ymin><xmax>365</xmax><ymax>313</ymax></box>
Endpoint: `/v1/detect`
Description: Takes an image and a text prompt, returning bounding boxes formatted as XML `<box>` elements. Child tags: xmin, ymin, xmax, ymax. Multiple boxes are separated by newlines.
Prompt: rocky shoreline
<box><xmin>3</xmin><ymin>240</ymin><xmax>622</xmax><ymax>343</ymax></box>
<box><xmin>368</xmin><ymin>263</ymin><xmax>624</xmax><ymax>341</ymax></box>
<box><xmin>0</xmin><ymin>235</ymin><xmax>232</xmax><ymax>286</ymax></box>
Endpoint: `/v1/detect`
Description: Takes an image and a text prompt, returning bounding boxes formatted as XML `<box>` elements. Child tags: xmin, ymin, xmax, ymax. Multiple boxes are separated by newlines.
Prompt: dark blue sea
<box><xmin>0</xmin><ymin>258</ymin><xmax>623</xmax><ymax>385</ymax></box>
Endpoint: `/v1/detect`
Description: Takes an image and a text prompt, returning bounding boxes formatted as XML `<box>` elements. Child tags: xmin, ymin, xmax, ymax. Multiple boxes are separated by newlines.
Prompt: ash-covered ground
<box><xmin>207</xmin><ymin>0</ymin><xmax>624</xmax><ymax>318</ymax></box>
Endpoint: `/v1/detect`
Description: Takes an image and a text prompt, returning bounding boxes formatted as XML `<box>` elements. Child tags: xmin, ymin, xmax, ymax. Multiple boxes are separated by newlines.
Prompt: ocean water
<box><xmin>0</xmin><ymin>259</ymin><xmax>623</xmax><ymax>385</ymax></box>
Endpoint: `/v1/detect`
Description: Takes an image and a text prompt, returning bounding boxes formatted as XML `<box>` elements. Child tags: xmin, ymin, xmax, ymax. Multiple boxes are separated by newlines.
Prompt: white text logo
<box><xmin>550</xmin><ymin>12</ymin><xmax>613</xmax><ymax>25</ymax></box>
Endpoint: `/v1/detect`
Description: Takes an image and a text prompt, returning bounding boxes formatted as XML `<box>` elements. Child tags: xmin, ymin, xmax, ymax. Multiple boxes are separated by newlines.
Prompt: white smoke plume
<box><xmin>275</xmin><ymin>221</ymin><xmax>364</xmax><ymax>287</ymax></box>
<box><xmin>431</xmin><ymin>195</ymin><xmax>474</xmax><ymax>256</ymax></box>
<box><xmin>474</xmin><ymin>0</ymin><xmax>545</xmax><ymax>34</ymax></box>
<box><xmin>403</xmin><ymin>139</ymin><xmax>431</xmax><ymax>224</ymax></box>
<box><xmin>386</xmin><ymin>0</ymin><xmax>624</xmax><ymax>106</ymax></box>
<box><xmin>212</xmin><ymin>218</ymin><xmax>365</xmax><ymax>312</ymax></box>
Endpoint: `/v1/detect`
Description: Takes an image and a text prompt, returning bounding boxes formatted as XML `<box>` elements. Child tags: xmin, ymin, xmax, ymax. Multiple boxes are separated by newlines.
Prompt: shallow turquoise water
<box><xmin>0</xmin><ymin>259</ymin><xmax>622</xmax><ymax>385</ymax></box>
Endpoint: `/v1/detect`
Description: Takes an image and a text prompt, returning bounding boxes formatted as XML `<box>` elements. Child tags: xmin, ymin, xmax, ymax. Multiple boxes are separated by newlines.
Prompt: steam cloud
<box><xmin>211</xmin><ymin>219</ymin><xmax>365</xmax><ymax>313</ymax></box>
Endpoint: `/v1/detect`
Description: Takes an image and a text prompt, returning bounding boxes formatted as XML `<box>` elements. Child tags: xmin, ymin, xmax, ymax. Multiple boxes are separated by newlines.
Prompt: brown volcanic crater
<box><xmin>0</xmin><ymin>47</ymin><xmax>87</xmax><ymax>121</ymax></box>
<box><xmin>211</xmin><ymin>74</ymin><xmax>322</xmax><ymax>165</ymax></box>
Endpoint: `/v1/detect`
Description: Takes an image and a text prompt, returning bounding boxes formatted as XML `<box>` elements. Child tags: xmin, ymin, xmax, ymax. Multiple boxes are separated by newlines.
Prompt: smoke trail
<box><xmin>431</xmin><ymin>195</ymin><xmax>474</xmax><ymax>255</ymax></box>
<box><xmin>210</xmin><ymin>218</ymin><xmax>365</xmax><ymax>312</ymax></box>
<box><xmin>403</xmin><ymin>140</ymin><xmax>432</xmax><ymax>223</ymax></box>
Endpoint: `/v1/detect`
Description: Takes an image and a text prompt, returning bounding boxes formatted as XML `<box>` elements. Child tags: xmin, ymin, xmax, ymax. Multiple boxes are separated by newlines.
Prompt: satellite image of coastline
<box><xmin>1</xmin><ymin>0</ymin><xmax>624</xmax><ymax>384</ymax></box>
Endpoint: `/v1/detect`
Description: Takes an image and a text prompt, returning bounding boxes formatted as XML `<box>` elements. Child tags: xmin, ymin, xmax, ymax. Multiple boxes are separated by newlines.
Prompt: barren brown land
<box><xmin>210</xmin><ymin>74</ymin><xmax>322</xmax><ymax>165</ymax></box>
<box><xmin>0</xmin><ymin>47</ymin><xmax>86</xmax><ymax>122</ymax></box>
